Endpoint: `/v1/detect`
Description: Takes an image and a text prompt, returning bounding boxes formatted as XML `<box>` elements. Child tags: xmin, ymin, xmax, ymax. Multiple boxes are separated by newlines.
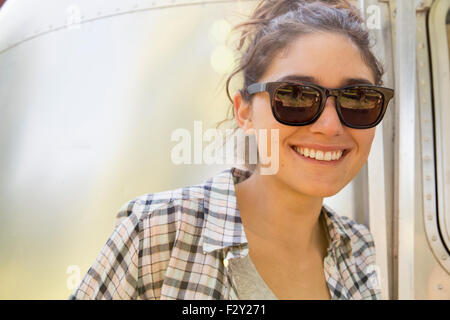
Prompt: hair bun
<box><xmin>231</xmin><ymin>0</ymin><xmax>363</xmax><ymax>51</ymax></box>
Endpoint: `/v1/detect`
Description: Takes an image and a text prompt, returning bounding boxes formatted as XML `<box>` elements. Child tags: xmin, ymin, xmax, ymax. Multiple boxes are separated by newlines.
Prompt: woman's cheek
<box><xmin>362</xmin><ymin>128</ymin><xmax>376</xmax><ymax>158</ymax></box>
<box><xmin>353</xmin><ymin>128</ymin><xmax>376</xmax><ymax>167</ymax></box>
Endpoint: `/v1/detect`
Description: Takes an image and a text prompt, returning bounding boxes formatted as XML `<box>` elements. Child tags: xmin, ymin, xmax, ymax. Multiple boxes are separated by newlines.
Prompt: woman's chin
<box><xmin>306</xmin><ymin>188</ymin><xmax>340</xmax><ymax>198</ymax></box>
<box><xmin>291</xmin><ymin>181</ymin><xmax>344</xmax><ymax>198</ymax></box>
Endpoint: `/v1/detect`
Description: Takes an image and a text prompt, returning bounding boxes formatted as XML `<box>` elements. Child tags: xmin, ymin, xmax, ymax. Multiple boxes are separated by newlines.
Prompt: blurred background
<box><xmin>0</xmin><ymin>0</ymin><xmax>448</xmax><ymax>299</ymax></box>
<box><xmin>0</xmin><ymin>0</ymin><xmax>253</xmax><ymax>299</ymax></box>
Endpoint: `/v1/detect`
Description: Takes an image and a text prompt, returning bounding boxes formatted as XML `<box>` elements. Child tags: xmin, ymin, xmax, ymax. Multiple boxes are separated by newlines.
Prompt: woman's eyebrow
<box><xmin>276</xmin><ymin>75</ymin><xmax>374</xmax><ymax>86</ymax></box>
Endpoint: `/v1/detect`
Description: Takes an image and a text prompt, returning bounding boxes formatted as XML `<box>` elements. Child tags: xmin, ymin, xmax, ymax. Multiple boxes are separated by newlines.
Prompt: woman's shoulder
<box><xmin>113</xmin><ymin>166</ymin><xmax>241</xmax><ymax>230</ymax></box>
<box><xmin>113</xmin><ymin>181</ymin><xmax>207</xmax><ymax>227</ymax></box>
<box><xmin>69</xmin><ymin>175</ymin><xmax>221</xmax><ymax>300</ymax></box>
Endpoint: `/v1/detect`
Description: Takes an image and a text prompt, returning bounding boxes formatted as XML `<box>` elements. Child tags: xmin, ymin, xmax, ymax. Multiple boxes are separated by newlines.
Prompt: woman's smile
<box><xmin>289</xmin><ymin>144</ymin><xmax>351</xmax><ymax>166</ymax></box>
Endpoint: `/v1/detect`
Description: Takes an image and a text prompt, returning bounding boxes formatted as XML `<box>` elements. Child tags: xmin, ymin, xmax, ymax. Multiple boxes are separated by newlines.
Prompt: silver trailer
<box><xmin>0</xmin><ymin>0</ymin><xmax>448</xmax><ymax>299</ymax></box>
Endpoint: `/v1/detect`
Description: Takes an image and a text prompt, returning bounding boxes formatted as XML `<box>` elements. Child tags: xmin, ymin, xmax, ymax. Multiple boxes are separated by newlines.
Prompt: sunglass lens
<box><xmin>273</xmin><ymin>85</ymin><xmax>321</xmax><ymax>124</ymax></box>
<box><xmin>339</xmin><ymin>88</ymin><xmax>384</xmax><ymax>127</ymax></box>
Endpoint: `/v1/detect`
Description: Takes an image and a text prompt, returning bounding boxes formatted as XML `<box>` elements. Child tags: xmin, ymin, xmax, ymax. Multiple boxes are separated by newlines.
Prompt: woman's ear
<box><xmin>233</xmin><ymin>91</ymin><xmax>255</xmax><ymax>135</ymax></box>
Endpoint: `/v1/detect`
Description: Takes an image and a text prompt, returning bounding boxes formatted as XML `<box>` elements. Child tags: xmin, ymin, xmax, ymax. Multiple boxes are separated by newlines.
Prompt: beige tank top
<box><xmin>228</xmin><ymin>254</ymin><xmax>278</xmax><ymax>300</ymax></box>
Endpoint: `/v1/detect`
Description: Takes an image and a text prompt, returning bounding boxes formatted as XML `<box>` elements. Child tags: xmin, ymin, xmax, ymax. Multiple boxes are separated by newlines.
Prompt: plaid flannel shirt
<box><xmin>69</xmin><ymin>166</ymin><xmax>382</xmax><ymax>300</ymax></box>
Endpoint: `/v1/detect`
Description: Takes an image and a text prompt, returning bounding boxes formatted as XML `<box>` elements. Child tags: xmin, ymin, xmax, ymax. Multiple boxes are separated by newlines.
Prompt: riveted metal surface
<box><xmin>413</xmin><ymin>1</ymin><xmax>450</xmax><ymax>299</ymax></box>
<box><xmin>427</xmin><ymin>0</ymin><xmax>450</xmax><ymax>269</ymax></box>
<box><xmin>416</xmin><ymin>5</ymin><xmax>450</xmax><ymax>277</ymax></box>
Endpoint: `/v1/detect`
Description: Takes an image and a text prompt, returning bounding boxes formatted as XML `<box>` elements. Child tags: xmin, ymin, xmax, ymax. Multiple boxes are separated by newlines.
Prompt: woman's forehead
<box><xmin>261</xmin><ymin>32</ymin><xmax>375</xmax><ymax>86</ymax></box>
<box><xmin>272</xmin><ymin>74</ymin><xmax>374</xmax><ymax>87</ymax></box>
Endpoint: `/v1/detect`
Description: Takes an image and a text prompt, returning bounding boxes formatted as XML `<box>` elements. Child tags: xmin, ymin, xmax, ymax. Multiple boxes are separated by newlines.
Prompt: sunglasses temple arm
<box><xmin>247</xmin><ymin>83</ymin><xmax>267</xmax><ymax>95</ymax></box>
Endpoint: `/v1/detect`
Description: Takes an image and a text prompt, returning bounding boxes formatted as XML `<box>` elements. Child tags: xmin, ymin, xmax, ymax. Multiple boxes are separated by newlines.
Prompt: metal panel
<box><xmin>394</xmin><ymin>0</ymin><xmax>417</xmax><ymax>300</ymax></box>
<box><xmin>387</xmin><ymin>0</ymin><xmax>450</xmax><ymax>300</ymax></box>
<box><xmin>429</xmin><ymin>0</ymin><xmax>450</xmax><ymax>262</ymax></box>
<box><xmin>0</xmin><ymin>0</ymin><xmax>259</xmax><ymax>299</ymax></box>
<box><xmin>413</xmin><ymin>0</ymin><xmax>450</xmax><ymax>299</ymax></box>
<box><xmin>413</xmin><ymin>8</ymin><xmax>447</xmax><ymax>299</ymax></box>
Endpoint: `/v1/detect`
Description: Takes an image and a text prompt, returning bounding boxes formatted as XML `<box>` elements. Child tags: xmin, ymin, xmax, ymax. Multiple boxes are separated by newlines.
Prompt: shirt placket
<box><xmin>222</xmin><ymin>246</ymin><xmax>247</xmax><ymax>300</ymax></box>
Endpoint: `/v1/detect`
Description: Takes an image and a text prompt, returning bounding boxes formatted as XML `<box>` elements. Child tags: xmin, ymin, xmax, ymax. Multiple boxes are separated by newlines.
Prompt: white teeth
<box><xmin>315</xmin><ymin>150</ymin><xmax>324</xmax><ymax>160</ymax></box>
<box><xmin>293</xmin><ymin>146</ymin><xmax>344</xmax><ymax>161</ymax></box>
<box><xmin>304</xmin><ymin>148</ymin><xmax>310</xmax><ymax>157</ymax></box>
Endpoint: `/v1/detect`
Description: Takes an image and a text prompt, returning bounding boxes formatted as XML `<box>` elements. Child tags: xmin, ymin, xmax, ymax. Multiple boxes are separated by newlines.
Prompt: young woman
<box><xmin>70</xmin><ymin>0</ymin><xmax>394</xmax><ymax>300</ymax></box>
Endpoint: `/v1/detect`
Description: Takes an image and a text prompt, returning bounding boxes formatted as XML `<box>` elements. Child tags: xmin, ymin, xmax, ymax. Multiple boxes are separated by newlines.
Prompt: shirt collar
<box><xmin>321</xmin><ymin>204</ymin><xmax>353</xmax><ymax>252</ymax></box>
<box><xmin>201</xmin><ymin>166</ymin><xmax>250</xmax><ymax>254</ymax></box>
<box><xmin>200</xmin><ymin>166</ymin><xmax>353</xmax><ymax>254</ymax></box>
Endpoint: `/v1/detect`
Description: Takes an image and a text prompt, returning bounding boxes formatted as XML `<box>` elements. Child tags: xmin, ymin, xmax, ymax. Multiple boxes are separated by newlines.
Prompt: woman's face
<box><xmin>242</xmin><ymin>32</ymin><xmax>377</xmax><ymax>197</ymax></box>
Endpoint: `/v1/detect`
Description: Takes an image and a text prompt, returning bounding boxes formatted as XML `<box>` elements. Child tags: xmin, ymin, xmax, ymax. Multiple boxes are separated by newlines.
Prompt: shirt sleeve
<box><xmin>69</xmin><ymin>200</ymin><xmax>142</xmax><ymax>300</ymax></box>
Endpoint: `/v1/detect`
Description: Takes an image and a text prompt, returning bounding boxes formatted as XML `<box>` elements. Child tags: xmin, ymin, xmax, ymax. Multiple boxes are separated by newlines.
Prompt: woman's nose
<box><xmin>309</xmin><ymin>96</ymin><xmax>345</xmax><ymax>136</ymax></box>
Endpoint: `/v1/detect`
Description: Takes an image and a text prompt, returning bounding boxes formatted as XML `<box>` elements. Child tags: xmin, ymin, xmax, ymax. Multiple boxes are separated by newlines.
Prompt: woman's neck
<box><xmin>235</xmin><ymin>167</ymin><xmax>325</xmax><ymax>256</ymax></box>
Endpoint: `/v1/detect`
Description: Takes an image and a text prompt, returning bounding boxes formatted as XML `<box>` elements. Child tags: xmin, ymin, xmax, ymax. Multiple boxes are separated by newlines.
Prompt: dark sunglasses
<box><xmin>244</xmin><ymin>81</ymin><xmax>394</xmax><ymax>129</ymax></box>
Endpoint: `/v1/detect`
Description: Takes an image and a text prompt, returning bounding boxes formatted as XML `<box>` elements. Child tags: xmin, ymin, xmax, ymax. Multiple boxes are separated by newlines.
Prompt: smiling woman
<box><xmin>70</xmin><ymin>0</ymin><xmax>393</xmax><ymax>300</ymax></box>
